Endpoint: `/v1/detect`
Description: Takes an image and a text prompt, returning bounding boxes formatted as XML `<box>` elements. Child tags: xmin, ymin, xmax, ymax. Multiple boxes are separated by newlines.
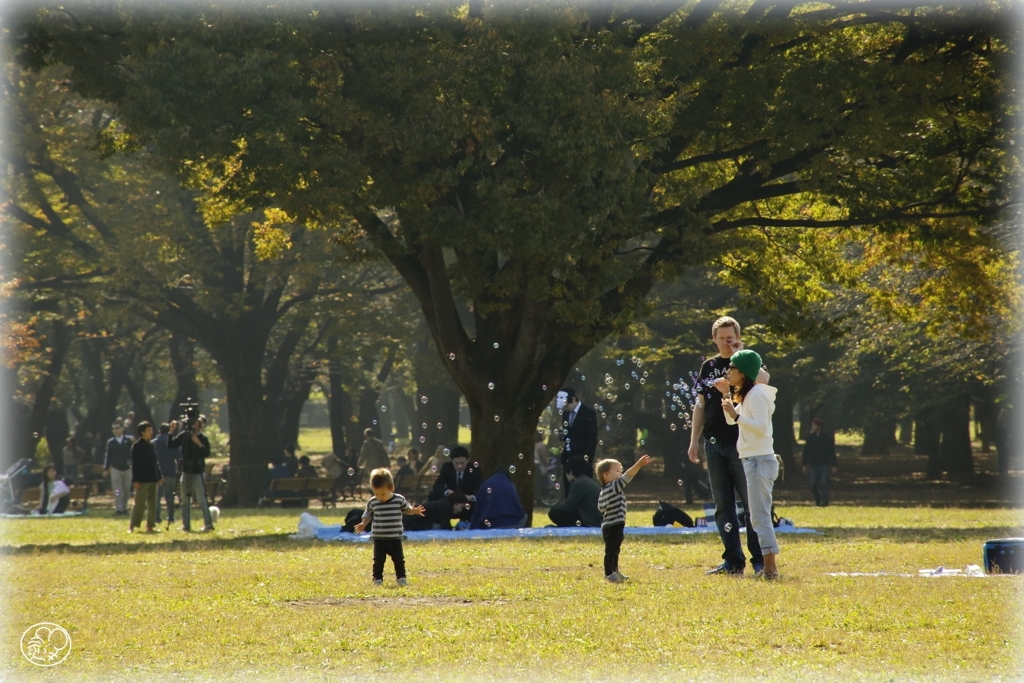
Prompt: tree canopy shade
<box><xmin>16</xmin><ymin>0</ymin><xmax>1017</xmax><ymax>509</ymax></box>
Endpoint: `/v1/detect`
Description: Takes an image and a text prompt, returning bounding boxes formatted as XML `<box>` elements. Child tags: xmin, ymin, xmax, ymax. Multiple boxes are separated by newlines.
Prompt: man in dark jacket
<box><xmin>129</xmin><ymin>422</ymin><xmax>163</xmax><ymax>533</ymax></box>
<box><xmin>802</xmin><ymin>417</ymin><xmax>837</xmax><ymax>506</ymax></box>
<box><xmin>429</xmin><ymin>446</ymin><xmax>481</xmax><ymax>521</ymax></box>
<box><xmin>547</xmin><ymin>458</ymin><xmax>602</xmax><ymax>527</ymax></box>
<box><xmin>556</xmin><ymin>387</ymin><xmax>598</xmax><ymax>495</ymax></box>
<box><xmin>103</xmin><ymin>419</ymin><xmax>133</xmax><ymax>516</ymax></box>
<box><xmin>168</xmin><ymin>417</ymin><xmax>213</xmax><ymax>532</ymax></box>
<box><xmin>153</xmin><ymin>423</ymin><xmax>179</xmax><ymax>525</ymax></box>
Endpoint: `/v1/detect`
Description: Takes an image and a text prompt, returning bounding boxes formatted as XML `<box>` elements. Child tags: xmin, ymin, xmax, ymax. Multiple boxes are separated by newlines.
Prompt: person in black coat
<box><xmin>555</xmin><ymin>387</ymin><xmax>598</xmax><ymax>495</ymax></box>
<box><xmin>428</xmin><ymin>446</ymin><xmax>481</xmax><ymax>520</ymax></box>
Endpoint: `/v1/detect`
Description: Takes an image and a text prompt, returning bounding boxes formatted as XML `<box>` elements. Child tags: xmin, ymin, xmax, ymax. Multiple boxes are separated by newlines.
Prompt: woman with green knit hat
<box><xmin>719</xmin><ymin>349</ymin><xmax>782</xmax><ymax>580</ymax></box>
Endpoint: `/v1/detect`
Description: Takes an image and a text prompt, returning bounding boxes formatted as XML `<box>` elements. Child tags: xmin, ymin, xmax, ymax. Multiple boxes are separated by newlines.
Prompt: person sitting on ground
<box><xmin>37</xmin><ymin>465</ymin><xmax>70</xmax><ymax>515</ymax></box>
<box><xmin>404</xmin><ymin>492</ymin><xmax>469</xmax><ymax>531</ymax></box>
<box><xmin>547</xmin><ymin>457</ymin><xmax>602</xmax><ymax>528</ymax></box>
<box><xmin>470</xmin><ymin>469</ymin><xmax>528</xmax><ymax>530</ymax></box>
<box><xmin>428</xmin><ymin>447</ymin><xmax>481</xmax><ymax>520</ymax></box>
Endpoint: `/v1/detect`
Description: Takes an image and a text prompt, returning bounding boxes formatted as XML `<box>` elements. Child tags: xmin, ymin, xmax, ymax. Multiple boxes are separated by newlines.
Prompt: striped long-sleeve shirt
<box><xmin>597</xmin><ymin>473</ymin><xmax>633</xmax><ymax>528</ymax></box>
<box><xmin>363</xmin><ymin>493</ymin><xmax>411</xmax><ymax>539</ymax></box>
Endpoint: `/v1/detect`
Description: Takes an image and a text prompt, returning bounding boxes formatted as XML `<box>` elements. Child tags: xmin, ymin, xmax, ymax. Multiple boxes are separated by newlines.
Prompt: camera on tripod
<box><xmin>178</xmin><ymin>399</ymin><xmax>200</xmax><ymax>431</ymax></box>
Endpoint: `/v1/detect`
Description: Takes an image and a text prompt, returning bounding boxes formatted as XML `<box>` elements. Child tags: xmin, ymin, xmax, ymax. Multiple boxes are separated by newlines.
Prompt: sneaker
<box><xmin>705</xmin><ymin>563</ymin><xmax>744</xmax><ymax>575</ymax></box>
<box><xmin>127</xmin><ymin>527</ymin><xmax>135</xmax><ymax>533</ymax></box>
<box><xmin>606</xmin><ymin>573</ymin><xmax>624</xmax><ymax>583</ymax></box>
<box><xmin>752</xmin><ymin>562</ymin><xmax>764</xmax><ymax>575</ymax></box>
<box><xmin>397</xmin><ymin>578</ymin><xmax>408</xmax><ymax>587</ymax></box>
<box><xmin>373</xmin><ymin>579</ymin><xmax>383</xmax><ymax>586</ymax></box>
<box><xmin>201</xmin><ymin>525</ymin><xmax>215</xmax><ymax>532</ymax></box>
<box><xmin>614</xmin><ymin>571</ymin><xmax>630</xmax><ymax>582</ymax></box>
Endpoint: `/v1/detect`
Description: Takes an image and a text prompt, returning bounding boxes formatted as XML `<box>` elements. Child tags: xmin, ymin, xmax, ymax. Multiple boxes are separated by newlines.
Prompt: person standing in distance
<box><xmin>802</xmin><ymin>417</ymin><xmax>837</xmax><ymax>506</ymax></box>
<box><xmin>686</xmin><ymin>316</ymin><xmax>769</xmax><ymax>575</ymax></box>
<box><xmin>103</xmin><ymin>419</ymin><xmax>133</xmax><ymax>516</ymax></box>
<box><xmin>556</xmin><ymin>387</ymin><xmax>598</xmax><ymax>496</ymax></box>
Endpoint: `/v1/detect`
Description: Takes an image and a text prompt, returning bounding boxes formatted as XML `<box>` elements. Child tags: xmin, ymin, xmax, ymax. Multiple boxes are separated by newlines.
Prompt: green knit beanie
<box><xmin>730</xmin><ymin>349</ymin><xmax>761</xmax><ymax>382</ymax></box>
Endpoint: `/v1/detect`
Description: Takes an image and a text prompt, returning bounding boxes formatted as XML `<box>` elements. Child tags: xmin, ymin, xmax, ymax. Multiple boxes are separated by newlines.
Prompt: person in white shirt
<box><xmin>38</xmin><ymin>466</ymin><xmax>70</xmax><ymax>515</ymax></box>
<box><xmin>717</xmin><ymin>349</ymin><xmax>781</xmax><ymax>580</ymax></box>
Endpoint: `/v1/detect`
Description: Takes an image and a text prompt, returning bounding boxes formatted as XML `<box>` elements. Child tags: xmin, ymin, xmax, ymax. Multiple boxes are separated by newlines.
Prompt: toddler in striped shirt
<box><xmin>595</xmin><ymin>454</ymin><xmax>651</xmax><ymax>583</ymax></box>
<box><xmin>354</xmin><ymin>468</ymin><xmax>425</xmax><ymax>586</ymax></box>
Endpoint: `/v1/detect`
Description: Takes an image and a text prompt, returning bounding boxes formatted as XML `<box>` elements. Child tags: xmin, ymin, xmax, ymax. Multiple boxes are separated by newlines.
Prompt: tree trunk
<box><xmin>167</xmin><ymin>333</ymin><xmax>200</xmax><ymax>422</ymax></box>
<box><xmin>26</xmin><ymin>319</ymin><xmax>71</xmax><ymax>461</ymax></box>
<box><xmin>219</xmin><ymin>364</ymin><xmax>271</xmax><ymax>507</ymax></box>
<box><xmin>45</xmin><ymin>404</ymin><xmax>69</xmax><ymax>474</ymax></box>
<box><xmin>326</xmin><ymin>339</ymin><xmax>349</xmax><ymax>457</ymax></box>
<box><xmin>974</xmin><ymin>394</ymin><xmax>997</xmax><ymax>455</ymax></box>
<box><xmin>357</xmin><ymin>387</ymin><xmax>381</xmax><ymax>439</ymax></box>
<box><xmin>898</xmin><ymin>414</ymin><xmax>914</xmax><ymax>445</ymax></box>
<box><xmin>917</xmin><ymin>411</ymin><xmax>944</xmax><ymax>479</ymax></box>
<box><xmin>772</xmin><ymin>392</ymin><xmax>797</xmax><ymax>478</ymax></box>
<box><xmin>123</xmin><ymin>372</ymin><xmax>154</xmax><ymax>426</ymax></box>
<box><xmin>467</xmin><ymin>396</ymin><xmax>537</xmax><ymax>525</ymax></box>
<box><xmin>277</xmin><ymin>376</ymin><xmax>314</xmax><ymax>455</ymax></box>
<box><xmin>861</xmin><ymin>416</ymin><xmax>896</xmax><ymax>456</ymax></box>
<box><xmin>940</xmin><ymin>392</ymin><xmax>974</xmax><ymax>482</ymax></box>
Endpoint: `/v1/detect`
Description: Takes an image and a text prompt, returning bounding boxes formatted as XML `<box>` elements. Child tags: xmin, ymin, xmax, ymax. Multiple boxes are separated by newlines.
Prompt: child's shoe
<box><xmin>605</xmin><ymin>573</ymin><xmax>624</xmax><ymax>583</ymax></box>
<box><xmin>397</xmin><ymin>578</ymin><xmax>408</xmax><ymax>587</ymax></box>
<box><xmin>614</xmin><ymin>571</ymin><xmax>629</xmax><ymax>582</ymax></box>
<box><xmin>373</xmin><ymin>579</ymin><xmax>383</xmax><ymax>586</ymax></box>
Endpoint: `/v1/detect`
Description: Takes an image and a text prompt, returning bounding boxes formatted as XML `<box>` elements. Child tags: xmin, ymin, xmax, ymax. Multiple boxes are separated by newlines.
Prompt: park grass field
<box><xmin>1</xmin><ymin>504</ymin><xmax>1021</xmax><ymax>682</ymax></box>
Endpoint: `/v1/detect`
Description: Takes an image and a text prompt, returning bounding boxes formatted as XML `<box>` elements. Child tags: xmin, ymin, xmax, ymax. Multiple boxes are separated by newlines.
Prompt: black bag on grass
<box><xmin>652</xmin><ymin>501</ymin><xmax>694</xmax><ymax>528</ymax></box>
<box><xmin>343</xmin><ymin>508</ymin><xmax>367</xmax><ymax>533</ymax></box>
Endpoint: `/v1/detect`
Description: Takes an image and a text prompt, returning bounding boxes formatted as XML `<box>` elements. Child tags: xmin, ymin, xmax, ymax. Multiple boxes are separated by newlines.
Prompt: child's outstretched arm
<box><xmin>353</xmin><ymin>516</ymin><xmax>370</xmax><ymax>533</ymax></box>
<box><xmin>625</xmin><ymin>454</ymin><xmax>652</xmax><ymax>479</ymax></box>
<box><xmin>405</xmin><ymin>505</ymin><xmax>426</xmax><ymax>516</ymax></box>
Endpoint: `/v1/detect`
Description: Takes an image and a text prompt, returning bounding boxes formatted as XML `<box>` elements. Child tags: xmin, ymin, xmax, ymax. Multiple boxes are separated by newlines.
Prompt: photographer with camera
<box><xmin>168</xmin><ymin>402</ymin><xmax>214</xmax><ymax>532</ymax></box>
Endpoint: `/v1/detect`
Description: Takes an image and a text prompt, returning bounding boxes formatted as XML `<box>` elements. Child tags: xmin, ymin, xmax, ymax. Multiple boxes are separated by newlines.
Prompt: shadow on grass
<box><xmin>0</xmin><ymin>533</ymin><xmax>309</xmax><ymax>556</ymax></box>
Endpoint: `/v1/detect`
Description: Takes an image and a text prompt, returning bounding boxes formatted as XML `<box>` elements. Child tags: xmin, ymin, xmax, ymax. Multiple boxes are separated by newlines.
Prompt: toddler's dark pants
<box><xmin>373</xmin><ymin>538</ymin><xmax>406</xmax><ymax>580</ymax></box>
<box><xmin>602</xmin><ymin>522</ymin><xmax>625</xmax><ymax>576</ymax></box>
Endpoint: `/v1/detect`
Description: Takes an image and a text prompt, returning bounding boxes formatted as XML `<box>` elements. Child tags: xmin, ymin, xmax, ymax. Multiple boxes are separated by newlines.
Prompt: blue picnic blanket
<box><xmin>308</xmin><ymin>521</ymin><xmax>821</xmax><ymax>542</ymax></box>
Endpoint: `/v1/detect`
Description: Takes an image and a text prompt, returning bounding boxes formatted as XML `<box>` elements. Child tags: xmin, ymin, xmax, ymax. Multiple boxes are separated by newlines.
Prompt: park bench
<box><xmin>20</xmin><ymin>485</ymin><xmax>90</xmax><ymax>512</ymax></box>
<box><xmin>258</xmin><ymin>477</ymin><xmax>338</xmax><ymax>508</ymax></box>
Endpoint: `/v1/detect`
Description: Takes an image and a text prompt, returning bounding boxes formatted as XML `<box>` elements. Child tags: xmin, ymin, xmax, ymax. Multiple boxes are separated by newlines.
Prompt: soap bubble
<box><xmin>723</xmin><ymin>522</ymin><xmax>733</xmax><ymax>533</ymax></box>
<box><xmin>549</xmin><ymin>474</ymin><xmax>557</xmax><ymax>482</ymax></box>
<box><xmin>419</xmin><ymin>436</ymin><xmax>426</xmax><ymax>443</ymax></box>
<box><xmin>422</xmin><ymin>422</ymin><xmax>428</xmax><ymax>429</ymax></box>
<box><xmin>431</xmin><ymin>465</ymin><xmax>438</xmax><ymax>473</ymax></box>
<box><xmin>485</xmin><ymin>519</ymin><xmax>491</xmax><ymax>527</ymax></box>
<box><xmin>437</xmin><ymin>422</ymin><xmax>443</xmax><ymax>429</ymax></box>
<box><xmin>508</xmin><ymin>465</ymin><xmax>516</xmax><ymax>474</ymax></box>
<box><xmin>443</xmin><ymin>448</ymin><xmax>451</xmax><ymax>456</ymax></box>
<box><xmin>448</xmin><ymin>353</ymin><xmax>456</xmax><ymax>360</ymax></box>
<box><xmin>474</xmin><ymin>461</ymin><xmax>479</xmax><ymax>468</ymax></box>
<box><xmin>372</xmin><ymin>419</ymin><xmax>377</xmax><ymax>425</ymax></box>
<box><xmin>494</xmin><ymin>415</ymin><xmax>500</xmax><ymax>422</ymax></box>
<box><xmin>420</xmin><ymin>395</ymin><xmax>428</xmax><ymax>404</ymax></box>
<box><xmin>616</xmin><ymin>414</ymin><xmax>623</xmax><ymax>420</ymax></box>
<box><xmin>581</xmin><ymin>375</ymin><xmax>586</xmax><ymax>381</ymax></box>
<box><xmin>347</xmin><ymin>468</ymin><xmax>355</xmax><ymax>476</ymax></box>
<box><xmin>624</xmin><ymin>383</ymin><xmax>630</xmax><ymax>389</ymax></box>
<box><xmin>678</xmin><ymin>479</ymin><xmax>684</xmax><ymax>486</ymax></box>
<box><xmin>527</xmin><ymin>470</ymin><xmax>531</xmax><ymax>475</ymax></box>
<box><xmin>488</xmin><ymin>382</ymin><xmax>495</xmax><ymax>390</ymax></box>
<box><xmin>709</xmin><ymin>437</ymin><xmax>717</xmax><ymax>444</ymax></box>
<box><xmin>493</xmin><ymin>342</ymin><xmax>500</xmax><ymax>349</ymax></box>
<box><xmin>670</xmin><ymin>424</ymin><xmax>677</xmax><ymax>431</ymax></box>
<box><xmin>584</xmin><ymin>456</ymin><xmax>589</xmax><ymax>461</ymax></box>
<box><xmin>554</xmin><ymin>483</ymin><xmax>560</xmax><ymax>490</ymax></box>
<box><xmin>380</xmin><ymin>406</ymin><xmax>387</xmax><ymax>412</ymax></box>
<box><xmin>576</xmin><ymin>520</ymin><xmax>582</xmax><ymax>526</ymax></box>
<box><xmin>605</xmin><ymin>425</ymin><xmax>611</xmax><ymax>431</ymax></box>
<box><xmin>542</xmin><ymin>384</ymin><xmax>547</xmax><ymax>390</ymax></box>
<box><xmin>487</xmin><ymin>487</ymin><xmax>492</xmax><ymax>494</ymax></box>
<box><xmin>601</xmin><ymin>412</ymin><xmax>607</xmax><ymax>418</ymax></box>
<box><xmin>616</xmin><ymin>359</ymin><xmax>624</xmax><ymax>365</ymax></box>
<box><xmin>518</xmin><ymin>453</ymin><xmax>524</xmax><ymax>459</ymax></box>
<box><xmin>640</xmin><ymin>439</ymin><xmax>645</xmax><ymax>446</ymax></box>
<box><xmin>639</xmin><ymin>378</ymin><xmax>646</xmax><ymax>385</ymax></box>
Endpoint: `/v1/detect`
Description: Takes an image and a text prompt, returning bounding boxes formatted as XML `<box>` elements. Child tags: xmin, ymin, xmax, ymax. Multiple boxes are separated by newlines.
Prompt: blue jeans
<box><xmin>705</xmin><ymin>438</ymin><xmax>762</xmax><ymax>569</ymax></box>
<box><xmin>742</xmin><ymin>455</ymin><xmax>780</xmax><ymax>556</ymax></box>
<box><xmin>180</xmin><ymin>473</ymin><xmax>212</xmax><ymax>529</ymax></box>
<box><xmin>808</xmin><ymin>465</ymin><xmax>831</xmax><ymax>506</ymax></box>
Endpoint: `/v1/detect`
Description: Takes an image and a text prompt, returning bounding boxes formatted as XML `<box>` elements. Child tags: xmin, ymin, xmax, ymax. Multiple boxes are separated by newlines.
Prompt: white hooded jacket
<box><xmin>723</xmin><ymin>383</ymin><xmax>777</xmax><ymax>458</ymax></box>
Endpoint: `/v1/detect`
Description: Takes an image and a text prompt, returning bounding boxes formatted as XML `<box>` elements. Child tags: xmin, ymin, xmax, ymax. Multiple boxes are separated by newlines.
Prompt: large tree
<box><xmin>21</xmin><ymin>1</ymin><xmax>1016</xmax><ymax>509</ymax></box>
